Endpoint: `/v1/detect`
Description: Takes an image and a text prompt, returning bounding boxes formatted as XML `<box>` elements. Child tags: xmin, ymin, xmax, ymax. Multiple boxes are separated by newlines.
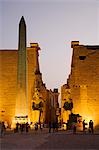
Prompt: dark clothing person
<box><xmin>49</xmin><ymin>121</ymin><xmax>51</xmax><ymax>133</ymax></box>
<box><xmin>15</xmin><ymin>122</ymin><xmax>19</xmax><ymax>133</ymax></box>
<box><xmin>35</xmin><ymin>123</ymin><xmax>38</xmax><ymax>131</ymax></box>
<box><xmin>73</xmin><ymin>123</ymin><xmax>76</xmax><ymax>134</ymax></box>
<box><xmin>0</xmin><ymin>122</ymin><xmax>5</xmax><ymax>137</ymax></box>
<box><xmin>26</xmin><ymin>122</ymin><xmax>29</xmax><ymax>132</ymax></box>
<box><xmin>55</xmin><ymin>122</ymin><xmax>58</xmax><ymax>132</ymax></box>
<box><xmin>52</xmin><ymin>122</ymin><xmax>56</xmax><ymax>132</ymax></box>
<box><xmin>20</xmin><ymin>124</ymin><xmax>24</xmax><ymax>133</ymax></box>
<box><xmin>89</xmin><ymin>120</ymin><xmax>94</xmax><ymax>133</ymax></box>
<box><xmin>40</xmin><ymin>123</ymin><xmax>43</xmax><ymax>131</ymax></box>
<box><xmin>82</xmin><ymin>120</ymin><xmax>87</xmax><ymax>133</ymax></box>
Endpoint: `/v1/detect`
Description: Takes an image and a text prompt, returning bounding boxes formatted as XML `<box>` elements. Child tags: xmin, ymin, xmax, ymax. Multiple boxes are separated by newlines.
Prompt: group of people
<box><xmin>0</xmin><ymin>119</ymin><xmax>94</xmax><ymax>136</ymax></box>
<box><xmin>15</xmin><ymin>122</ymin><xmax>29</xmax><ymax>133</ymax></box>
<box><xmin>15</xmin><ymin>122</ymin><xmax>44</xmax><ymax>133</ymax></box>
<box><xmin>83</xmin><ymin>120</ymin><xmax>94</xmax><ymax>133</ymax></box>
<box><xmin>49</xmin><ymin>121</ymin><xmax>58</xmax><ymax>133</ymax></box>
<box><xmin>34</xmin><ymin>122</ymin><xmax>43</xmax><ymax>131</ymax></box>
<box><xmin>73</xmin><ymin>119</ymin><xmax>94</xmax><ymax>134</ymax></box>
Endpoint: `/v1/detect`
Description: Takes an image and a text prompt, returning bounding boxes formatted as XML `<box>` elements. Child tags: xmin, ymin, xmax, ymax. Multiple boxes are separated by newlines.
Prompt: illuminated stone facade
<box><xmin>27</xmin><ymin>43</ymin><xmax>48</xmax><ymax>125</ymax></box>
<box><xmin>61</xmin><ymin>41</ymin><xmax>99</xmax><ymax>128</ymax></box>
<box><xmin>0</xmin><ymin>50</ymin><xmax>17</xmax><ymax>125</ymax></box>
<box><xmin>0</xmin><ymin>43</ymin><xmax>59</xmax><ymax>127</ymax></box>
<box><xmin>61</xmin><ymin>84</ymin><xmax>71</xmax><ymax>124</ymax></box>
<box><xmin>0</xmin><ymin>17</ymin><xmax>59</xmax><ymax>127</ymax></box>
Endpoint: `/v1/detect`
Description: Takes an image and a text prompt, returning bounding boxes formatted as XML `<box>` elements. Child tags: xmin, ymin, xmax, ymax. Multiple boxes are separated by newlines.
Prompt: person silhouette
<box><xmin>49</xmin><ymin>121</ymin><xmax>51</xmax><ymax>133</ymax></box>
<box><xmin>82</xmin><ymin>120</ymin><xmax>86</xmax><ymax>132</ymax></box>
<box><xmin>89</xmin><ymin>120</ymin><xmax>94</xmax><ymax>133</ymax></box>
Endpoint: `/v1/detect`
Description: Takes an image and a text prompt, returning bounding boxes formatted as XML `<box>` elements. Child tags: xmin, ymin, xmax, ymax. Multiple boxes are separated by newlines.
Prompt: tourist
<box><xmin>0</xmin><ymin>122</ymin><xmax>2</xmax><ymax>137</ymax></box>
<box><xmin>35</xmin><ymin>123</ymin><xmax>38</xmax><ymax>131</ymax></box>
<box><xmin>40</xmin><ymin>123</ymin><xmax>43</xmax><ymax>131</ymax></box>
<box><xmin>72</xmin><ymin>122</ymin><xmax>76</xmax><ymax>134</ymax></box>
<box><xmin>49</xmin><ymin>121</ymin><xmax>51</xmax><ymax>133</ymax></box>
<box><xmin>20</xmin><ymin>124</ymin><xmax>24</xmax><ymax>133</ymax></box>
<box><xmin>0</xmin><ymin>122</ymin><xmax>5</xmax><ymax>137</ymax></box>
<box><xmin>89</xmin><ymin>120</ymin><xmax>94</xmax><ymax>133</ymax></box>
<box><xmin>82</xmin><ymin>120</ymin><xmax>87</xmax><ymax>133</ymax></box>
<box><xmin>52</xmin><ymin>122</ymin><xmax>56</xmax><ymax>132</ymax></box>
<box><xmin>26</xmin><ymin>122</ymin><xmax>29</xmax><ymax>132</ymax></box>
<box><xmin>55</xmin><ymin>122</ymin><xmax>58</xmax><ymax>132</ymax></box>
<box><xmin>15</xmin><ymin>122</ymin><xmax>19</xmax><ymax>133</ymax></box>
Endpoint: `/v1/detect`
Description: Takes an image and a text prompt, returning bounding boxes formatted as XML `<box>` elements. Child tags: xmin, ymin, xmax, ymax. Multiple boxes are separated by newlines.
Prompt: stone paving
<box><xmin>0</xmin><ymin>129</ymin><xmax>99</xmax><ymax>150</ymax></box>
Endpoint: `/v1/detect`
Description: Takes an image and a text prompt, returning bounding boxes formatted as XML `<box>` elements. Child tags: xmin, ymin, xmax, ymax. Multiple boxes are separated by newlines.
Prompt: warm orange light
<box><xmin>82</xmin><ymin>114</ymin><xmax>99</xmax><ymax>128</ymax></box>
<box><xmin>83</xmin><ymin>115</ymin><xmax>93</xmax><ymax>124</ymax></box>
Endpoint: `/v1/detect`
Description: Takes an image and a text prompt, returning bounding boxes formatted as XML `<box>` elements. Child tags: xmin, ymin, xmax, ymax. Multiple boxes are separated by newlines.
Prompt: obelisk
<box><xmin>15</xmin><ymin>16</ymin><xmax>28</xmax><ymax>123</ymax></box>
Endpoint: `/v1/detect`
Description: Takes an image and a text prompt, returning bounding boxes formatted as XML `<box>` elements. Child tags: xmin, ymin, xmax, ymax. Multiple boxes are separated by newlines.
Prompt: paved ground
<box><xmin>0</xmin><ymin>129</ymin><xmax>99</xmax><ymax>150</ymax></box>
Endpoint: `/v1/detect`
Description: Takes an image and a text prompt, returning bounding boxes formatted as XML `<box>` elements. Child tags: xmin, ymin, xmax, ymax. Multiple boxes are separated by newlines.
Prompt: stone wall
<box><xmin>0</xmin><ymin>50</ymin><xmax>17</xmax><ymax>124</ymax></box>
<box><xmin>0</xmin><ymin>44</ymin><xmax>59</xmax><ymax>126</ymax></box>
<box><xmin>0</xmin><ymin>44</ymin><xmax>47</xmax><ymax>126</ymax></box>
<box><xmin>69</xmin><ymin>42</ymin><xmax>99</xmax><ymax>127</ymax></box>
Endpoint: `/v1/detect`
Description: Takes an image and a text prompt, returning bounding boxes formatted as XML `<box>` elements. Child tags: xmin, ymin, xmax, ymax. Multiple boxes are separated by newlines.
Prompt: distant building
<box><xmin>61</xmin><ymin>41</ymin><xmax>99</xmax><ymax>129</ymax></box>
<box><xmin>46</xmin><ymin>89</ymin><xmax>59</xmax><ymax>124</ymax></box>
<box><xmin>61</xmin><ymin>83</ymin><xmax>71</xmax><ymax>124</ymax></box>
